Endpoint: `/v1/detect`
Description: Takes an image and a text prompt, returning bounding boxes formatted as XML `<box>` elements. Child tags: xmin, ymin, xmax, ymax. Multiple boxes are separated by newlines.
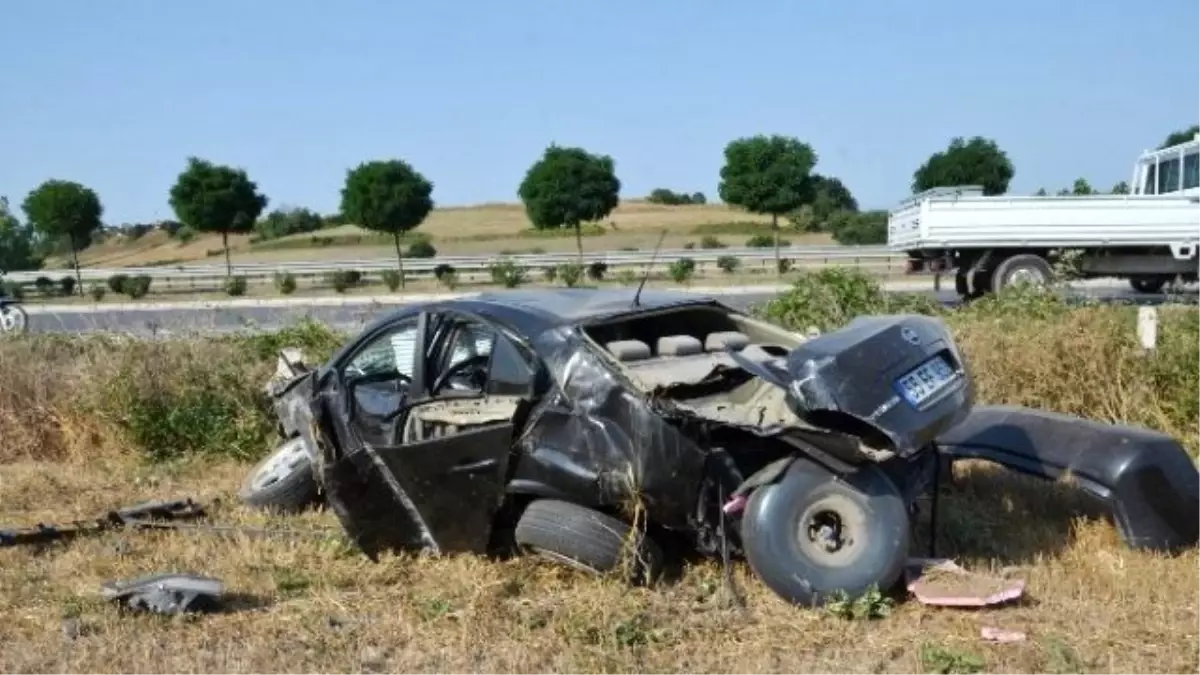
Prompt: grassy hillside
<box><xmin>57</xmin><ymin>201</ymin><xmax>805</xmax><ymax>269</ymax></box>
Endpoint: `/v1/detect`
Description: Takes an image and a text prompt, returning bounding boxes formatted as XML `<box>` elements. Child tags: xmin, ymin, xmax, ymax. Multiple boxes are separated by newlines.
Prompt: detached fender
<box><xmin>936</xmin><ymin>405</ymin><xmax>1199</xmax><ymax>553</ymax></box>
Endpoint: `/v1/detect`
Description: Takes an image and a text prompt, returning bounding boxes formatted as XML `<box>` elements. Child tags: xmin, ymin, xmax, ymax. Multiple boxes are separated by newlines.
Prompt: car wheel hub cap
<box><xmin>1008</xmin><ymin>268</ymin><xmax>1045</xmax><ymax>286</ymax></box>
<box><xmin>252</xmin><ymin>439</ymin><xmax>308</xmax><ymax>490</ymax></box>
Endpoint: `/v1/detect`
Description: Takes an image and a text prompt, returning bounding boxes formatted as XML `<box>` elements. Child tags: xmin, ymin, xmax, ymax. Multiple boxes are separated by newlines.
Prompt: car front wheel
<box><xmin>740</xmin><ymin>459</ymin><xmax>910</xmax><ymax>607</ymax></box>
<box><xmin>239</xmin><ymin>437</ymin><xmax>320</xmax><ymax>512</ymax></box>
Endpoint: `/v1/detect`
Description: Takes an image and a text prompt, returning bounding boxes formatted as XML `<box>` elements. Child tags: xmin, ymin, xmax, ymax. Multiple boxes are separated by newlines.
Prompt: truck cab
<box><xmin>1131</xmin><ymin>136</ymin><xmax>1200</xmax><ymax>197</ymax></box>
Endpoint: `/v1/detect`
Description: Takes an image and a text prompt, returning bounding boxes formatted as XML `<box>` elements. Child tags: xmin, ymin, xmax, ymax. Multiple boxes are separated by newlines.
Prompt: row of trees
<box><xmin>4</xmin><ymin>125</ymin><xmax>1196</xmax><ymax>292</ymax></box>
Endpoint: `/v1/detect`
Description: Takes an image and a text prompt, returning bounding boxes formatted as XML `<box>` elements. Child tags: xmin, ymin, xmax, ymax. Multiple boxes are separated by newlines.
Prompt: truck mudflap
<box><xmin>935</xmin><ymin>405</ymin><xmax>1199</xmax><ymax>553</ymax></box>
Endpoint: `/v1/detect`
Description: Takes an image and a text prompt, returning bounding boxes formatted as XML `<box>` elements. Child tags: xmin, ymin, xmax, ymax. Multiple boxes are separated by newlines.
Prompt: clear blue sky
<box><xmin>2</xmin><ymin>0</ymin><xmax>1197</xmax><ymax>224</ymax></box>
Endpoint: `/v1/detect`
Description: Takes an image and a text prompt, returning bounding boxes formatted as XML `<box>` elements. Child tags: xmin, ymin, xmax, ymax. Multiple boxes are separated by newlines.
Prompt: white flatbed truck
<box><xmin>888</xmin><ymin>136</ymin><xmax>1200</xmax><ymax>297</ymax></box>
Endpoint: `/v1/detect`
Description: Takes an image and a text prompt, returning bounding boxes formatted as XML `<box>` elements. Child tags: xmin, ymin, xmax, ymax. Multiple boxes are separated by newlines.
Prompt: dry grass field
<box><xmin>67</xmin><ymin>201</ymin><xmax>806</xmax><ymax>269</ymax></box>
<box><xmin>0</xmin><ymin>281</ymin><xmax>1195</xmax><ymax>673</ymax></box>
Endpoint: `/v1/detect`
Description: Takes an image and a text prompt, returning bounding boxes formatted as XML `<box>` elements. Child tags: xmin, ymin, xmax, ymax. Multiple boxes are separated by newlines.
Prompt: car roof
<box><xmin>471</xmin><ymin>287</ymin><xmax>726</xmax><ymax>324</ymax></box>
<box><xmin>359</xmin><ymin>288</ymin><xmax>729</xmax><ymax>338</ymax></box>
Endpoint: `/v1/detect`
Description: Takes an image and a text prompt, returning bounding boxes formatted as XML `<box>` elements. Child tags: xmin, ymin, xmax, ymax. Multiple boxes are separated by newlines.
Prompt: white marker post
<box><xmin>1136</xmin><ymin>307</ymin><xmax>1158</xmax><ymax>352</ymax></box>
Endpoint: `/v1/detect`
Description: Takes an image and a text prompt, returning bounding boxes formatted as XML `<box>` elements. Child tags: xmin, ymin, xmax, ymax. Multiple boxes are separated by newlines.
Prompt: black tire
<box><xmin>239</xmin><ymin>437</ymin><xmax>320</xmax><ymax>512</ymax></box>
<box><xmin>1129</xmin><ymin>276</ymin><xmax>1168</xmax><ymax>294</ymax></box>
<box><xmin>740</xmin><ymin>459</ymin><xmax>910</xmax><ymax>607</ymax></box>
<box><xmin>514</xmin><ymin>499</ymin><xmax>663</xmax><ymax>584</ymax></box>
<box><xmin>990</xmin><ymin>253</ymin><xmax>1054</xmax><ymax>292</ymax></box>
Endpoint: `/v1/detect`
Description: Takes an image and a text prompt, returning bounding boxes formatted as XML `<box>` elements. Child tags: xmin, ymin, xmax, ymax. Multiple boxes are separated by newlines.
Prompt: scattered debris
<box><xmin>905</xmin><ymin>558</ymin><xmax>1025</xmax><ymax>607</ymax></box>
<box><xmin>100</xmin><ymin>573</ymin><xmax>224</xmax><ymax>615</ymax></box>
<box><xmin>980</xmin><ymin>626</ymin><xmax>1027</xmax><ymax>643</ymax></box>
<box><xmin>0</xmin><ymin>498</ymin><xmax>206</xmax><ymax>548</ymax></box>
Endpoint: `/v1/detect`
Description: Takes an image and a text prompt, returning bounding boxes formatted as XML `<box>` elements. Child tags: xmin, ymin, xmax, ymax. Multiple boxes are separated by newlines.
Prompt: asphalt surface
<box><xmin>16</xmin><ymin>283</ymin><xmax>1197</xmax><ymax>337</ymax></box>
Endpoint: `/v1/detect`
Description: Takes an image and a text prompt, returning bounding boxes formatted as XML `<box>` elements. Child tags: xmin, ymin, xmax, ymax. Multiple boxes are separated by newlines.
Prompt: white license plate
<box><xmin>895</xmin><ymin>355</ymin><xmax>958</xmax><ymax>406</ymax></box>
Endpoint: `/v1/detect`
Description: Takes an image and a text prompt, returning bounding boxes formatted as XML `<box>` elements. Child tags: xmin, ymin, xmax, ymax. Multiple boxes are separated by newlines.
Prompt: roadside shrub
<box><xmin>668</xmin><ymin>258</ymin><xmax>696</xmax><ymax>284</ymax></box>
<box><xmin>176</xmin><ymin>224</ymin><xmax>198</xmax><ymax>244</ymax></box>
<box><xmin>58</xmin><ymin>276</ymin><xmax>76</xmax><ymax>297</ymax></box>
<box><xmin>381</xmin><ymin>269</ymin><xmax>403</xmax><ymax>291</ymax></box>
<box><xmin>717</xmin><ymin>255</ymin><xmax>741</xmax><ymax>274</ymax></box>
<box><xmin>407</xmin><ymin>240</ymin><xmax>437</xmax><ymax>259</ymax></box>
<box><xmin>488</xmin><ymin>260</ymin><xmax>527</xmax><ymax>288</ymax></box>
<box><xmin>88</xmin><ymin>284</ymin><xmax>106</xmax><ymax>302</ymax></box>
<box><xmin>274</xmin><ymin>271</ymin><xmax>297</xmax><ymax>295</ymax></box>
<box><xmin>557</xmin><ymin>263</ymin><xmax>584</xmax><ymax>288</ymax></box>
<box><xmin>224</xmin><ymin>276</ymin><xmax>248</xmax><ymax>297</ymax></box>
<box><xmin>616</xmin><ymin>269</ymin><xmax>639</xmax><ymax>286</ymax></box>
<box><xmin>587</xmin><ymin>261</ymin><xmax>608</xmax><ymax>281</ymax></box>
<box><xmin>759</xmin><ymin>267</ymin><xmax>941</xmax><ymax>333</ymax></box>
<box><xmin>34</xmin><ymin>276</ymin><xmax>54</xmax><ymax>296</ymax></box>
<box><xmin>326</xmin><ymin>270</ymin><xmax>361</xmax><ymax>293</ymax></box>
<box><xmin>439</xmin><ymin>269</ymin><xmax>459</xmax><ymax>289</ymax></box>
<box><xmin>542</xmin><ymin>266</ymin><xmax>558</xmax><ymax>283</ymax></box>
<box><xmin>433</xmin><ymin>264</ymin><xmax>456</xmax><ymax>281</ymax></box>
<box><xmin>124</xmin><ymin>275</ymin><xmax>152</xmax><ymax>299</ymax></box>
<box><xmin>746</xmin><ymin>233</ymin><xmax>775</xmax><ymax>248</ymax></box>
<box><xmin>700</xmin><ymin>235</ymin><xmax>726</xmax><ymax>249</ymax></box>
<box><xmin>683</xmin><ymin>242</ymin><xmax>696</xmax><ymax>250</ymax></box>
<box><xmin>107</xmin><ymin>274</ymin><xmax>129</xmax><ymax>295</ymax></box>
<box><xmin>778</xmin><ymin>258</ymin><xmax>793</xmax><ymax>274</ymax></box>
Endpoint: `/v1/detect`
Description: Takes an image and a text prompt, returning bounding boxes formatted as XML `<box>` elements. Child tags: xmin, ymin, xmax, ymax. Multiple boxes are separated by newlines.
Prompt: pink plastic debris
<box><xmin>904</xmin><ymin>558</ymin><xmax>1026</xmax><ymax>607</ymax></box>
<box><xmin>981</xmin><ymin>626</ymin><xmax>1027</xmax><ymax>643</ymax></box>
<box><xmin>722</xmin><ymin>494</ymin><xmax>748</xmax><ymax>515</ymax></box>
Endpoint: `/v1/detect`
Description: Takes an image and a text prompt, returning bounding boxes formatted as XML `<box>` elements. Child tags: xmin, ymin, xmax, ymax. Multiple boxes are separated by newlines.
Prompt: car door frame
<box><xmin>319</xmin><ymin>306</ymin><xmax>542</xmax><ymax>557</ymax></box>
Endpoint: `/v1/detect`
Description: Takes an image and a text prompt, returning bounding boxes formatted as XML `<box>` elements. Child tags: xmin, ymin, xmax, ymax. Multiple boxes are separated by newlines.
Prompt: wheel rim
<box><xmin>1006</xmin><ymin>266</ymin><xmax>1046</xmax><ymax>287</ymax></box>
<box><xmin>250</xmin><ymin>438</ymin><xmax>309</xmax><ymax>490</ymax></box>
<box><xmin>0</xmin><ymin>306</ymin><xmax>25</xmax><ymax>333</ymax></box>
<box><xmin>795</xmin><ymin>494</ymin><xmax>867</xmax><ymax>568</ymax></box>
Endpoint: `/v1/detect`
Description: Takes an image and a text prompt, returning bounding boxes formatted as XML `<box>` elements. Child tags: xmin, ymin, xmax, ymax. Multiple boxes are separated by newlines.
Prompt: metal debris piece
<box><xmin>904</xmin><ymin>558</ymin><xmax>1026</xmax><ymax>607</ymax></box>
<box><xmin>100</xmin><ymin>573</ymin><xmax>224</xmax><ymax>615</ymax></box>
<box><xmin>0</xmin><ymin>498</ymin><xmax>206</xmax><ymax>548</ymax></box>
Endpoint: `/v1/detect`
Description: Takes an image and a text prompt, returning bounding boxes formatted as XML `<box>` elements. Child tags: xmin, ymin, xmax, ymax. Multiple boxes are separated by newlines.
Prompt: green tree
<box><xmin>518</xmin><ymin>144</ymin><xmax>621</xmax><ymax>262</ymax></box>
<box><xmin>1110</xmin><ymin>180</ymin><xmax>1130</xmax><ymax>195</ymax></box>
<box><xmin>255</xmin><ymin>207</ymin><xmax>324</xmax><ymax>240</ymax></box>
<box><xmin>719</xmin><ymin>135</ymin><xmax>817</xmax><ymax>273</ymax></box>
<box><xmin>827</xmin><ymin>210</ymin><xmax>888</xmax><ymax>245</ymax></box>
<box><xmin>20</xmin><ymin>180</ymin><xmax>103</xmax><ymax>293</ymax></box>
<box><xmin>1159</xmin><ymin>125</ymin><xmax>1199</xmax><ymax>149</ymax></box>
<box><xmin>168</xmin><ymin>157</ymin><xmax>268</xmax><ymax>277</ymax></box>
<box><xmin>0</xmin><ymin>196</ymin><xmax>42</xmax><ymax>274</ymax></box>
<box><xmin>1034</xmin><ymin>187</ymin><xmax>1048</xmax><ymax>196</ymax></box>
<box><xmin>340</xmin><ymin>159</ymin><xmax>434</xmax><ymax>288</ymax></box>
<box><xmin>1071</xmin><ymin>178</ymin><xmax>1094</xmax><ymax>195</ymax></box>
<box><xmin>911</xmin><ymin>136</ymin><xmax>1015</xmax><ymax>196</ymax></box>
<box><xmin>805</xmin><ymin>174</ymin><xmax>858</xmax><ymax>221</ymax></box>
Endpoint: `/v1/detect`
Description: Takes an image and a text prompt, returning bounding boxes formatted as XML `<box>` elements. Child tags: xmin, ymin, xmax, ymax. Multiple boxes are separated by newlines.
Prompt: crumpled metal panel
<box><xmin>511</xmin><ymin>325</ymin><xmax>710</xmax><ymax>529</ymax></box>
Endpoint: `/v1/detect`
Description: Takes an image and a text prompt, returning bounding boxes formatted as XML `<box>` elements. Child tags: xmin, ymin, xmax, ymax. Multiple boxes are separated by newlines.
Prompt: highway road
<box><xmin>18</xmin><ymin>280</ymin><xmax>1197</xmax><ymax>337</ymax></box>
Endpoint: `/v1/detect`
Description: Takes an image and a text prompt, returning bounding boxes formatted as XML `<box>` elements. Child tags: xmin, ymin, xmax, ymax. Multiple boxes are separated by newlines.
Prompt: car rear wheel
<box><xmin>514</xmin><ymin>499</ymin><xmax>663</xmax><ymax>584</ymax></box>
<box><xmin>239</xmin><ymin>437</ymin><xmax>320</xmax><ymax>512</ymax></box>
<box><xmin>740</xmin><ymin>459</ymin><xmax>910</xmax><ymax>607</ymax></box>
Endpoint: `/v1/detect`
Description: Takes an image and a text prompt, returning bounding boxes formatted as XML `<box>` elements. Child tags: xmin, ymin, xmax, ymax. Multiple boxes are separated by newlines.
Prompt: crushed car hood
<box><xmin>729</xmin><ymin>314</ymin><xmax>975</xmax><ymax>456</ymax></box>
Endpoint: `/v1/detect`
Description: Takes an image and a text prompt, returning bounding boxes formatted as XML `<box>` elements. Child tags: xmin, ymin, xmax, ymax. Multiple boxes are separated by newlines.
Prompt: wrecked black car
<box><xmin>243</xmin><ymin>288</ymin><xmax>1199</xmax><ymax>606</ymax></box>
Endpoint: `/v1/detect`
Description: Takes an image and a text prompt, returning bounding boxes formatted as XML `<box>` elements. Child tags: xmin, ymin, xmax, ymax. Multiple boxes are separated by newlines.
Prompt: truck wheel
<box><xmin>740</xmin><ymin>459</ymin><xmax>910</xmax><ymax>607</ymax></box>
<box><xmin>991</xmin><ymin>253</ymin><xmax>1053</xmax><ymax>292</ymax></box>
<box><xmin>514</xmin><ymin>499</ymin><xmax>663</xmax><ymax>584</ymax></box>
<box><xmin>1129</xmin><ymin>276</ymin><xmax>1169</xmax><ymax>294</ymax></box>
<box><xmin>239</xmin><ymin>437</ymin><xmax>320</xmax><ymax>512</ymax></box>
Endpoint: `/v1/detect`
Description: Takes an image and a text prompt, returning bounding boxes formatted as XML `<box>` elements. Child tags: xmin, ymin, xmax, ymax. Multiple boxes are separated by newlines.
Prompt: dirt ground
<box><xmin>0</xmin><ymin>456</ymin><xmax>1195</xmax><ymax>674</ymax></box>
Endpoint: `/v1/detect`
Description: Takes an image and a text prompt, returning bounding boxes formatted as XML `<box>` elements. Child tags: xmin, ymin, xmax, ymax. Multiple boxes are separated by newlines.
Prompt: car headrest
<box><xmin>705</xmin><ymin>331</ymin><xmax>751</xmax><ymax>352</ymax></box>
<box><xmin>656</xmin><ymin>335</ymin><xmax>703</xmax><ymax>357</ymax></box>
<box><xmin>606</xmin><ymin>339</ymin><xmax>651</xmax><ymax>362</ymax></box>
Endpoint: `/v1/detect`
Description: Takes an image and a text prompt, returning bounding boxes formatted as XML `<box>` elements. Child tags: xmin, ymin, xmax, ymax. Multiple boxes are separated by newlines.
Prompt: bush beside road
<box><xmin>0</xmin><ymin>273</ymin><xmax>1195</xmax><ymax>672</ymax></box>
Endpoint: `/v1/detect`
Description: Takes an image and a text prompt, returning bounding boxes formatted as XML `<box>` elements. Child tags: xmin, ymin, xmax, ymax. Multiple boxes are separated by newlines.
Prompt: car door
<box><xmin>325</xmin><ymin>310</ymin><xmax>537</xmax><ymax>558</ymax></box>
